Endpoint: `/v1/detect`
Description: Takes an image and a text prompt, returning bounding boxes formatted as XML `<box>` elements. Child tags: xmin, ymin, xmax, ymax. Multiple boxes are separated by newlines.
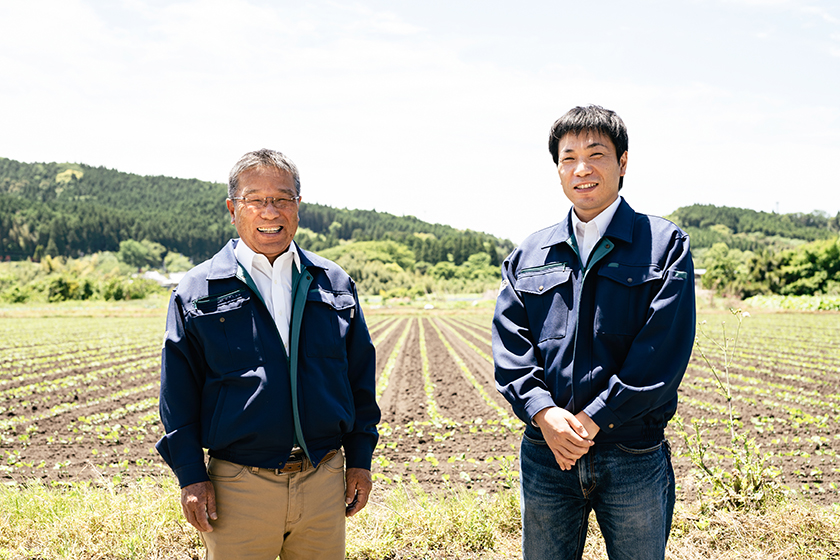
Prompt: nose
<box><xmin>574</xmin><ymin>160</ymin><xmax>591</xmax><ymax>176</ymax></box>
<box><xmin>259</xmin><ymin>202</ymin><xmax>282</xmax><ymax>218</ymax></box>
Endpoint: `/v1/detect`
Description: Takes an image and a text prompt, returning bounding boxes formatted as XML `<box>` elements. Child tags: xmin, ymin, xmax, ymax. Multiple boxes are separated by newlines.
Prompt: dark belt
<box><xmin>274</xmin><ymin>448</ymin><xmax>338</xmax><ymax>475</ymax></box>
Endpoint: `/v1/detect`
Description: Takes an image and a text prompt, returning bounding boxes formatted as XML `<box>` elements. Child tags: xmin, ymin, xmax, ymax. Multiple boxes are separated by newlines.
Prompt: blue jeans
<box><xmin>520</xmin><ymin>434</ymin><xmax>675</xmax><ymax>560</ymax></box>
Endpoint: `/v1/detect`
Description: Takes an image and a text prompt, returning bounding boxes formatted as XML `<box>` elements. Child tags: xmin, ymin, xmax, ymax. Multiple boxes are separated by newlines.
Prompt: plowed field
<box><xmin>1</xmin><ymin>308</ymin><xmax>838</xmax><ymax>506</ymax></box>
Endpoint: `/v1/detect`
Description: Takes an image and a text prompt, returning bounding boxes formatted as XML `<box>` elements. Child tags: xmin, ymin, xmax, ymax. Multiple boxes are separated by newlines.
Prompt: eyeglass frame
<box><xmin>229</xmin><ymin>195</ymin><xmax>301</xmax><ymax>210</ymax></box>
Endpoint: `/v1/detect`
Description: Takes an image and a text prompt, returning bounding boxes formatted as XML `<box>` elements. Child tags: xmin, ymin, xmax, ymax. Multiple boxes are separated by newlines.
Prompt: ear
<box><xmin>226</xmin><ymin>198</ymin><xmax>236</xmax><ymax>224</ymax></box>
<box><xmin>619</xmin><ymin>151</ymin><xmax>628</xmax><ymax>176</ymax></box>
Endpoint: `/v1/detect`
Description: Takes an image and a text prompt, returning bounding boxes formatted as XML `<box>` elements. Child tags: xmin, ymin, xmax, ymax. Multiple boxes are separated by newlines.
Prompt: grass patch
<box><xmin>1</xmin><ymin>479</ymin><xmax>838</xmax><ymax>559</ymax></box>
<box><xmin>669</xmin><ymin>499</ymin><xmax>840</xmax><ymax>559</ymax></box>
<box><xmin>742</xmin><ymin>294</ymin><xmax>840</xmax><ymax>311</ymax></box>
<box><xmin>347</xmin><ymin>483</ymin><xmax>521</xmax><ymax>559</ymax></box>
<box><xmin>0</xmin><ymin>294</ymin><xmax>169</xmax><ymax>318</ymax></box>
<box><xmin>0</xmin><ymin>478</ymin><xmax>202</xmax><ymax>559</ymax></box>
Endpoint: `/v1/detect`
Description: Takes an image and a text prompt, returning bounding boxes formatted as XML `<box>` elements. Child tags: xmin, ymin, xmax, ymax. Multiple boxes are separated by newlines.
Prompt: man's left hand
<box><xmin>345</xmin><ymin>467</ymin><xmax>372</xmax><ymax>517</ymax></box>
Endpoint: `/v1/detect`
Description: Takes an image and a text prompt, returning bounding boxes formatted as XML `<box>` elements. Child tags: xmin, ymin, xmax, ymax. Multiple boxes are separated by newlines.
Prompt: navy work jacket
<box><xmin>492</xmin><ymin>199</ymin><xmax>696</xmax><ymax>443</ymax></box>
<box><xmin>156</xmin><ymin>239</ymin><xmax>380</xmax><ymax>488</ymax></box>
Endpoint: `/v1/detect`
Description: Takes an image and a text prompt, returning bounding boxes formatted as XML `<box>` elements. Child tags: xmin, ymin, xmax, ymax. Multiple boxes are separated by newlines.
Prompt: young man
<box><xmin>157</xmin><ymin>149</ymin><xmax>379</xmax><ymax>559</ymax></box>
<box><xmin>492</xmin><ymin>105</ymin><xmax>695</xmax><ymax>559</ymax></box>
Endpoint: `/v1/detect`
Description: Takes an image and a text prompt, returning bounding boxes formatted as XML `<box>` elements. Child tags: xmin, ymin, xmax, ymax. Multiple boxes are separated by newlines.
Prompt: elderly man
<box><xmin>492</xmin><ymin>106</ymin><xmax>695</xmax><ymax>560</ymax></box>
<box><xmin>156</xmin><ymin>149</ymin><xmax>379</xmax><ymax>559</ymax></box>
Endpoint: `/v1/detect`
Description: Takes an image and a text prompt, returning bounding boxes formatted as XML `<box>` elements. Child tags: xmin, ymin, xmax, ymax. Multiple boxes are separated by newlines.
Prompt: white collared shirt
<box><xmin>571</xmin><ymin>196</ymin><xmax>622</xmax><ymax>267</ymax></box>
<box><xmin>234</xmin><ymin>239</ymin><xmax>300</xmax><ymax>354</ymax></box>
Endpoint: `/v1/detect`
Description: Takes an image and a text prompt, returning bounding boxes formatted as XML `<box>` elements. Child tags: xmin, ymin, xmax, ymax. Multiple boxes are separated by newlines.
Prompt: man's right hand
<box><xmin>533</xmin><ymin>407</ymin><xmax>594</xmax><ymax>471</ymax></box>
<box><xmin>181</xmin><ymin>481</ymin><xmax>217</xmax><ymax>532</ymax></box>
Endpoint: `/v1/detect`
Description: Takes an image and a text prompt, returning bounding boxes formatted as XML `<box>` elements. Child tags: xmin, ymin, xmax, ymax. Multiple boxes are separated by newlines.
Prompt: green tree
<box><xmin>430</xmin><ymin>261</ymin><xmax>458</xmax><ymax>280</ymax></box>
<box><xmin>119</xmin><ymin>239</ymin><xmax>165</xmax><ymax>269</ymax></box>
<box><xmin>700</xmin><ymin>243</ymin><xmax>753</xmax><ymax>296</ymax></box>
<box><xmin>777</xmin><ymin>237</ymin><xmax>840</xmax><ymax>295</ymax></box>
<box><xmin>163</xmin><ymin>252</ymin><xmax>193</xmax><ymax>273</ymax></box>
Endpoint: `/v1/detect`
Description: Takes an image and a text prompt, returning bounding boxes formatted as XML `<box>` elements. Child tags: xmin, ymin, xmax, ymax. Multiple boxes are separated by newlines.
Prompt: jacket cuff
<box><xmin>173</xmin><ymin>462</ymin><xmax>210</xmax><ymax>489</ymax></box>
<box><xmin>342</xmin><ymin>434</ymin><xmax>377</xmax><ymax>470</ymax></box>
<box><xmin>583</xmin><ymin>397</ymin><xmax>621</xmax><ymax>434</ymax></box>
<box><xmin>524</xmin><ymin>394</ymin><xmax>559</xmax><ymax>428</ymax></box>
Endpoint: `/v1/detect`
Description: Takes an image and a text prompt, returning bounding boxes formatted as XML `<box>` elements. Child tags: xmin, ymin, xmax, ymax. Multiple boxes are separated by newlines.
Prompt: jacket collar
<box><xmin>542</xmin><ymin>198</ymin><xmax>636</xmax><ymax>249</ymax></box>
<box><xmin>296</xmin><ymin>243</ymin><xmax>331</xmax><ymax>273</ymax></box>
<box><xmin>206</xmin><ymin>239</ymin><xmax>327</xmax><ymax>281</ymax></box>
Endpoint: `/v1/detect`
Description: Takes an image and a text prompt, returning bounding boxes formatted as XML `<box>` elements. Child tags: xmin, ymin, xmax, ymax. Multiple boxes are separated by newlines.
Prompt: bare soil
<box><xmin>2</xmin><ymin>311</ymin><xmax>838</xmax><ymax>507</ymax></box>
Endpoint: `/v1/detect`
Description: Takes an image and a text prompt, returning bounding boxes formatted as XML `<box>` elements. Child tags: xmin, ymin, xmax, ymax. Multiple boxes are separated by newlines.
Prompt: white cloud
<box><xmin>0</xmin><ymin>0</ymin><xmax>838</xmax><ymax>244</ymax></box>
<box><xmin>801</xmin><ymin>4</ymin><xmax>839</xmax><ymax>24</ymax></box>
<box><xmin>324</xmin><ymin>2</ymin><xmax>424</xmax><ymax>36</ymax></box>
<box><xmin>718</xmin><ymin>0</ymin><xmax>793</xmax><ymax>6</ymax></box>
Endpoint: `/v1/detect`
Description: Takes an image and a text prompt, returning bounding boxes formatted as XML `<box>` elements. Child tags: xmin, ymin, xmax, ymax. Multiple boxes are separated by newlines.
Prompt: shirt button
<box><xmin>627</xmin><ymin>278</ymin><xmax>633</xmax><ymax>283</ymax></box>
<box><xmin>608</xmin><ymin>423</ymin><xmax>614</xmax><ymax>429</ymax></box>
<box><xmin>219</xmin><ymin>317</ymin><xmax>225</xmax><ymax>323</ymax></box>
<box><xmin>538</xmin><ymin>285</ymin><xmax>544</xmax><ymax>291</ymax></box>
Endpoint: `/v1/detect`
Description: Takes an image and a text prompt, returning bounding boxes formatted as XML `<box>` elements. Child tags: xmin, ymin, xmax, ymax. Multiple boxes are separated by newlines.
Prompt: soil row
<box><xmin>2</xmin><ymin>311</ymin><xmax>838</xmax><ymax>505</ymax></box>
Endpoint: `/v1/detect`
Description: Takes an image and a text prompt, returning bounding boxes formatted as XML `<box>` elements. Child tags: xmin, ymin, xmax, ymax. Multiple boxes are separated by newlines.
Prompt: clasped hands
<box><xmin>533</xmin><ymin>407</ymin><xmax>600</xmax><ymax>470</ymax></box>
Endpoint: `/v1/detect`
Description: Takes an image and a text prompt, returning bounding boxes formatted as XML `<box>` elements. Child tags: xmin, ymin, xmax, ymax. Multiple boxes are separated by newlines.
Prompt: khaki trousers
<box><xmin>201</xmin><ymin>450</ymin><xmax>346</xmax><ymax>560</ymax></box>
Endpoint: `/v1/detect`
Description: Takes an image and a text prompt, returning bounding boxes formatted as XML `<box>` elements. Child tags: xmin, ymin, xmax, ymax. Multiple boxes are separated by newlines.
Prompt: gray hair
<box><xmin>228</xmin><ymin>149</ymin><xmax>301</xmax><ymax>198</ymax></box>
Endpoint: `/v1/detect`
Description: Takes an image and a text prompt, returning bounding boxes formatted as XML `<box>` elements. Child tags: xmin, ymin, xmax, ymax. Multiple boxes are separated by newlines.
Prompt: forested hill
<box><xmin>4</xmin><ymin>155</ymin><xmax>836</xmax><ymax>268</ymax></box>
<box><xmin>0</xmin><ymin>157</ymin><xmax>514</xmax><ymax>265</ymax></box>
<box><xmin>667</xmin><ymin>204</ymin><xmax>840</xmax><ymax>251</ymax></box>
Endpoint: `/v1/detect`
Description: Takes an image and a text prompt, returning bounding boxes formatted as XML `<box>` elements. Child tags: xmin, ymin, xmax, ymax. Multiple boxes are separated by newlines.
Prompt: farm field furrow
<box><xmin>420</xmin><ymin>318</ymin><xmax>495</xmax><ymax>423</ymax></box>
<box><xmin>373</xmin><ymin>316</ymin><xmax>522</xmax><ymax>490</ymax></box>
<box><xmin>457</xmin><ymin>314</ymin><xmax>492</xmax><ymax>330</ymax></box>
<box><xmin>367</xmin><ymin>315</ymin><xmax>397</xmax><ymax>338</ymax></box>
<box><xmin>0</xmin><ymin>307</ymin><xmax>838</xmax><ymax>506</ymax></box>
<box><xmin>443</xmin><ymin>317</ymin><xmax>494</xmax><ymax>353</ymax></box>
<box><xmin>450</xmin><ymin>315</ymin><xmax>493</xmax><ymax>338</ymax></box>
<box><xmin>0</xmin><ymin>352</ymin><xmax>160</xmax><ymax>398</ymax></box>
<box><xmin>670</xmin><ymin>311</ymin><xmax>840</xmax><ymax>505</ymax></box>
<box><xmin>0</xmin><ymin>315</ymin><xmax>167</xmax><ymax>484</ymax></box>
<box><xmin>376</xmin><ymin>318</ymin><xmax>423</xmax><ymax>425</ymax></box>
<box><xmin>701</xmin><ymin>350</ymin><xmax>839</xmax><ymax>379</ymax></box>
<box><xmin>434</xmin><ymin>318</ymin><xmax>506</xmax><ymax>409</ymax></box>
<box><xmin>371</xmin><ymin>317</ymin><xmax>407</xmax><ymax>385</ymax></box>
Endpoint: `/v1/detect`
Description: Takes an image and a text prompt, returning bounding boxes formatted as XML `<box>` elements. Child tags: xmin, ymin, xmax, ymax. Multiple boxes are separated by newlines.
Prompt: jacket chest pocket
<box><xmin>303</xmin><ymin>288</ymin><xmax>356</xmax><ymax>359</ymax></box>
<box><xmin>516</xmin><ymin>266</ymin><xmax>573</xmax><ymax>343</ymax></box>
<box><xmin>188</xmin><ymin>290</ymin><xmax>265</xmax><ymax>374</ymax></box>
<box><xmin>595</xmin><ymin>264</ymin><xmax>663</xmax><ymax>336</ymax></box>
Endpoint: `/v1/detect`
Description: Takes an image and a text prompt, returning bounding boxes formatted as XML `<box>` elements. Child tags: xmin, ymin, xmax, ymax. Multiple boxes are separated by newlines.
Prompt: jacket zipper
<box><xmin>568</xmin><ymin>236</ymin><xmax>615</xmax><ymax>414</ymax></box>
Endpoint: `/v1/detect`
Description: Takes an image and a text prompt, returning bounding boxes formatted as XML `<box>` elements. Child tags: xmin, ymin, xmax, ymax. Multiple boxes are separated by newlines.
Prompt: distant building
<box><xmin>141</xmin><ymin>271</ymin><xmax>186</xmax><ymax>289</ymax></box>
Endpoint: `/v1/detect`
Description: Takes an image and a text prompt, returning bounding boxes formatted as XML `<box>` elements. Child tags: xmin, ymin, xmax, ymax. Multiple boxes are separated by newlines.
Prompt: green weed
<box><xmin>676</xmin><ymin>308</ymin><xmax>783</xmax><ymax>512</ymax></box>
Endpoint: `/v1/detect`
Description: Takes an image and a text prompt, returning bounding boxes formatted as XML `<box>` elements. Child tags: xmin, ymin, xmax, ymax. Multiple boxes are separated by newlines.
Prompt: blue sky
<box><xmin>1</xmin><ymin>0</ymin><xmax>838</xmax><ymax>243</ymax></box>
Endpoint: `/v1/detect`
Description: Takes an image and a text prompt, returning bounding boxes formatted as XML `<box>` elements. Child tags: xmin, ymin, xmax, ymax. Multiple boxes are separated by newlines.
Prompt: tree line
<box><xmin>667</xmin><ymin>204</ymin><xmax>840</xmax><ymax>298</ymax></box>
<box><xmin>5</xmin><ymin>157</ymin><xmax>838</xmax><ymax>300</ymax></box>
<box><xmin>0</xmin><ymin>157</ymin><xmax>514</xmax><ymax>267</ymax></box>
<box><xmin>668</xmin><ymin>204</ymin><xmax>839</xmax><ymax>250</ymax></box>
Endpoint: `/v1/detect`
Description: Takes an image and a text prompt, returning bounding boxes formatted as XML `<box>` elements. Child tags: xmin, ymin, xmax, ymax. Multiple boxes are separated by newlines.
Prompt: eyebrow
<box><xmin>241</xmin><ymin>188</ymin><xmax>296</xmax><ymax>196</ymax></box>
<box><xmin>562</xmin><ymin>142</ymin><xmax>609</xmax><ymax>153</ymax></box>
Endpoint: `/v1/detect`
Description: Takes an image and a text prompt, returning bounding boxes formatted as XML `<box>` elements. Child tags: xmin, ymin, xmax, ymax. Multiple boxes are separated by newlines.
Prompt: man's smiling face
<box><xmin>556</xmin><ymin>130</ymin><xmax>627</xmax><ymax>222</ymax></box>
<box><xmin>226</xmin><ymin>166</ymin><xmax>300</xmax><ymax>264</ymax></box>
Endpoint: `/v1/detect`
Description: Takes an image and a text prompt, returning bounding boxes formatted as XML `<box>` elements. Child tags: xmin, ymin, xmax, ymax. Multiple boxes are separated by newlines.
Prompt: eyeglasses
<box><xmin>230</xmin><ymin>195</ymin><xmax>301</xmax><ymax>210</ymax></box>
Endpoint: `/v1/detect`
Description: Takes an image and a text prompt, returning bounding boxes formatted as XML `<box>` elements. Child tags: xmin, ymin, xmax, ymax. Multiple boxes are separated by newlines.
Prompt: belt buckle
<box><xmin>276</xmin><ymin>448</ymin><xmax>306</xmax><ymax>474</ymax></box>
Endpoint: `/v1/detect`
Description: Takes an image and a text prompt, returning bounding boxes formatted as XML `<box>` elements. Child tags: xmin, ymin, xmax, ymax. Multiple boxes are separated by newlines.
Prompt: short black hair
<box><xmin>548</xmin><ymin>105</ymin><xmax>628</xmax><ymax>189</ymax></box>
